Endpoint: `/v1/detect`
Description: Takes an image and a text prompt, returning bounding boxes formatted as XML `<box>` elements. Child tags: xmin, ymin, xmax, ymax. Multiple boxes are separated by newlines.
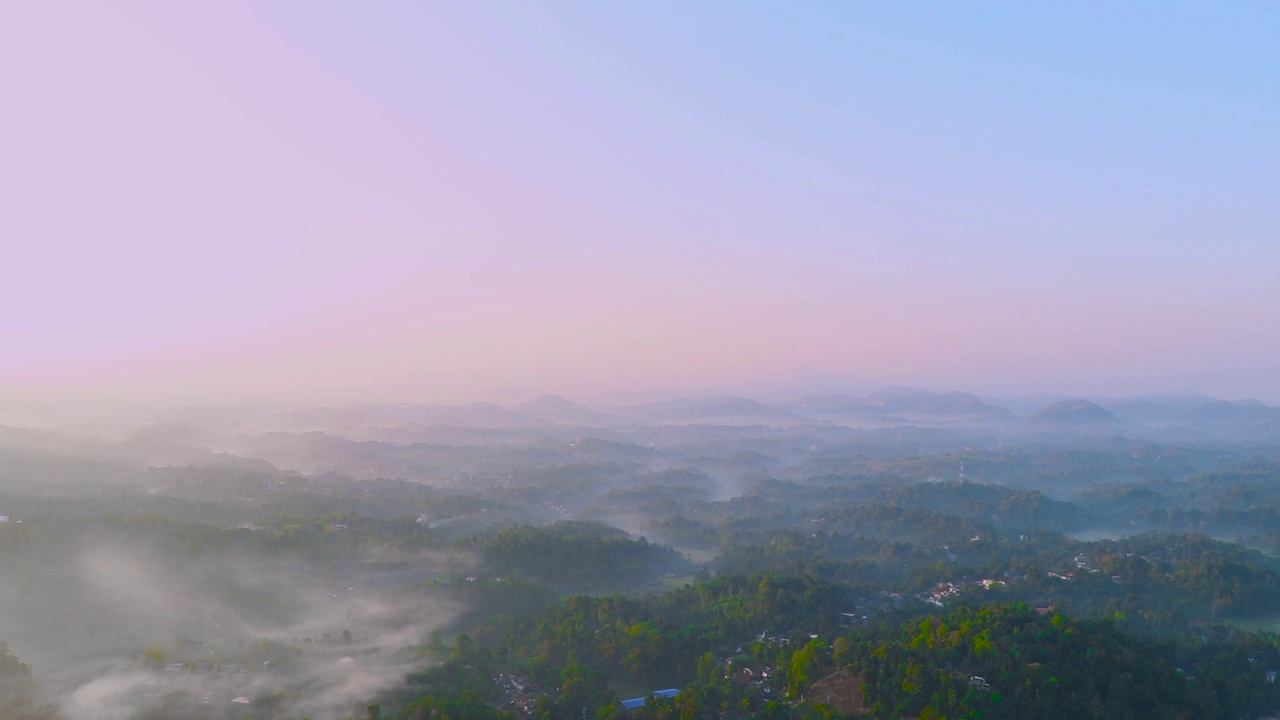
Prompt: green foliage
<box><xmin>0</xmin><ymin>643</ymin><xmax>60</xmax><ymax>720</ymax></box>
<box><xmin>395</xmin><ymin>691</ymin><xmax>508</xmax><ymax>720</ymax></box>
<box><xmin>471</xmin><ymin>521</ymin><xmax>690</xmax><ymax>591</ymax></box>
<box><xmin>846</xmin><ymin>603</ymin><xmax>1280</xmax><ymax>720</ymax></box>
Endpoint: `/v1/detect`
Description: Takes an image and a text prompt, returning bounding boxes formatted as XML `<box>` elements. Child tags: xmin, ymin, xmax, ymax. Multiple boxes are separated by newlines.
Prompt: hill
<box><xmin>516</xmin><ymin>394</ymin><xmax>620</xmax><ymax>426</ymax></box>
<box><xmin>1033</xmin><ymin>399</ymin><xmax>1120</xmax><ymax>425</ymax></box>
<box><xmin>846</xmin><ymin>604</ymin><xmax>1280</xmax><ymax>720</ymax></box>
<box><xmin>793</xmin><ymin>388</ymin><xmax>1012</xmax><ymax>419</ymax></box>
<box><xmin>614</xmin><ymin>397</ymin><xmax>805</xmax><ymax>425</ymax></box>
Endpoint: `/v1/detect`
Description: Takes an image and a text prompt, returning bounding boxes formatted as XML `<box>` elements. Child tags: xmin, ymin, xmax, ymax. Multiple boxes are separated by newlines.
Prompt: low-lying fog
<box><xmin>0</xmin><ymin>520</ymin><xmax>463</xmax><ymax>720</ymax></box>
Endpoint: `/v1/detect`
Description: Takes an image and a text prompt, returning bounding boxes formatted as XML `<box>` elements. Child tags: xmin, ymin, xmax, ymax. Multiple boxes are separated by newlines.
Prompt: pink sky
<box><xmin>2</xmin><ymin>2</ymin><xmax>1276</xmax><ymax>405</ymax></box>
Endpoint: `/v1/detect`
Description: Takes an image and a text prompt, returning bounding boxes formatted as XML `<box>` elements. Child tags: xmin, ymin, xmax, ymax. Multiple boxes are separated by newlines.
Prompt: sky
<box><xmin>2</xmin><ymin>1</ymin><xmax>1278</xmax><ymax>406</ymax></box>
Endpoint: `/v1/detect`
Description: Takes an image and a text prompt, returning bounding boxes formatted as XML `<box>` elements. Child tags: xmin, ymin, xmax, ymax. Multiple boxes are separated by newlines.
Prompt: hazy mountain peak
<box><xmin>518</xmin><ymin>394</ymin><xmax>586</xmax><ymax>411</ymax></box>
<box><xmin>617</xmin><ymin>396</ymin><xmax>802</xmax><ymax>425</ymax></box>
<box><xmin>1033</xmin><ymin>399</ymin><xmax>1120</xmax><ymax>424</ymax></box>
<box><xmin>515</xmin><ymin>394</ymin><xmax>618</xmax><ymax>426</ymax></box>
<box><xmin>869</xmin><ymin>385</ymin><xmax>936</xmax><ymax>398</ymax></box>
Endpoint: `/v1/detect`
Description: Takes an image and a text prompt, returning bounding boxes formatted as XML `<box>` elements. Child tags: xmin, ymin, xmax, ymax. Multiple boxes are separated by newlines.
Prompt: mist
<box><xmin>1</xmin><ymin>384</ymin><xmax>1280</xmax><ymax>717</ymax></box>
<box><xmin>0</xmin><ymin>510</ymin><xmax>463</xmax><ymax>720</ymax></box>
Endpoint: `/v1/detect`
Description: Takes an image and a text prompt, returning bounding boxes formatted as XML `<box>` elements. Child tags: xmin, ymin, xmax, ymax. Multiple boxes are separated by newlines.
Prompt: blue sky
<box><xmin>1</xmin><ymin>1</ymin><xmax>1276</xmax><ymax>403</ymax></box>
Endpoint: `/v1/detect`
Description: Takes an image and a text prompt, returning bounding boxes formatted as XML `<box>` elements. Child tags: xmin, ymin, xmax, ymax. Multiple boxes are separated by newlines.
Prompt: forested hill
<box><xmin>848</xmin><ymin>604</ymin><xmax>1280</xmax><ymax>720</ymax></box>
<box><xmin>469</xmin><ymin>521</ymin><xmax>692</xmax><ymax>592</ymax></box>
<box><xmin>394</xmin><ymin>576</ymin><xmax>1280</xmax><ymax>720</ymax></box>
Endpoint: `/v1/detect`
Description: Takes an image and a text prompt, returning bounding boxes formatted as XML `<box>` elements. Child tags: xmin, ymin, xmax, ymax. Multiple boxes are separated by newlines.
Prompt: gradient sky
<box><xmin>3</xmin><ymin>2</ymin><xmax>1278</xmax><ymax>405</ymax></box>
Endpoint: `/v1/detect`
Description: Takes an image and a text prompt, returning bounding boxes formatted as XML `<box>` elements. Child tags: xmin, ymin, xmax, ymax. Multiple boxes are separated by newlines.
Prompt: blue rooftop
<box><xmin>620</xmin><ymin>688</ymin><xmax>679</xmax><ymax>709</ymax></box>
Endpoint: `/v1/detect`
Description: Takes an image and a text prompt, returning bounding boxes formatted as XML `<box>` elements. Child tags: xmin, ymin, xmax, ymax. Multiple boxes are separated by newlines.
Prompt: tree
<box><xmin>0</xmin><ymin>643</ymin><xmax>60</xmax><ymax>720</ymax></box>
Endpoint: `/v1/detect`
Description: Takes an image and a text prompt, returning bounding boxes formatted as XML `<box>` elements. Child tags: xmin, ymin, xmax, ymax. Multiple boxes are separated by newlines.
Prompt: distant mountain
<box><xmin>1189</xmin><ymin>400</ymin><xmax>1255</xmax><ymax>421</ymax></box>
<box><xmin>0</xmin><ymin>424</ymin><xmax>52</xmax><ymax>447</ymax></box>
<box><xmin>1104</xmin><ymin>392</ymin><xmax>1219</xmax><ymax>410</ymax></box>
<box><xmin>264</xmin><ymin>403</ymin><xmax>531</xmax><ymax>430</ymax></box>
<box><xmin>1075</xmin><ymin>399</ymin><xmax>1280</xmax><ymax>441</ymax></box>
<box><xmin>614</xmin><ymin>396</ymin><xmax>804</xmax><ymax>425</ymax></box>
<box><xmin>978</xmin><ymin>394</ymin><xmax>1073</xmax><ymax>416</ymax></box>
<box><xmin>1188</xmin><ymin>400</ymin><xmax>1280</xmax><ymax>423</ymax></box>
<box><xmin>789</xmin><ymin>393</ymin><xmax>864</xmax><ymax>413</ymax></box>
<box><xmin>370</xmin><ymin>422</ymin><xmax>630</xmax><ymax>446</ymax></box>
<box><xmin>1103</xmin><ymin>400</ymin><xmax>1186</xmax><ymax>424</ymax></box>
<box><xmin>1033</xmin><ymin>399</ymin><xmax>1120</xmax><ymax>425</ymax></box>
<box><xmin>862</xmin><ymin>388</ymin><xmax>1011</xmax><ymax>417</ymax></box>
<box><xmin>516</xmin><ymin>394</ymin><xmax>619</xmax><ymax>426</ymax></box>
<box><xmin>791</xmin><ymin>388</ymin><xmax>1012</xmax><ymax>419</ymax></box>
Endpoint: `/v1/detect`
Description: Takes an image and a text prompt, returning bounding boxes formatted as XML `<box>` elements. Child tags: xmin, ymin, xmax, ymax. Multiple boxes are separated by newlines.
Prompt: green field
<box><xmin>678</xmin><ymin>547</ymin><xmax>719</xmax><ymax>563</ymax></box>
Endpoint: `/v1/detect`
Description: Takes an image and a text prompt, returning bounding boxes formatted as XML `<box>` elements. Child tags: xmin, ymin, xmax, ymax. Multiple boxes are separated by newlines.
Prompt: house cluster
<box><xmin>1073</xmin><ymin>554</ymin><xmax>1095</xmax><ymax>571</ymax></box>
<box><xmin>492</xmin><ymin>672</ymin><xmax>543</xmax><ymax>716</ymax></box>
<box><xmin>756</xmin><ymin>630</ymin><xmax>794</xmax><ymax>647</ymax></box>
<box><xmin>923</xmin><ymin>582</ymin><xmax>962</xmax><ymax>607</ymax></box>
<box><xmin>722</xmin><ymin>654</ymin><xmax>777</xmax><ymax>697</ymax></box>
<box><xmin>1045</xmin><ymin>554</ymin><xmax>1124</xmax><ymax>584</ymax></box>
<box><xmin>919</xmin><ymin>578</ymin><xmax>1007</xmax><ymax>607</ymax></box>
